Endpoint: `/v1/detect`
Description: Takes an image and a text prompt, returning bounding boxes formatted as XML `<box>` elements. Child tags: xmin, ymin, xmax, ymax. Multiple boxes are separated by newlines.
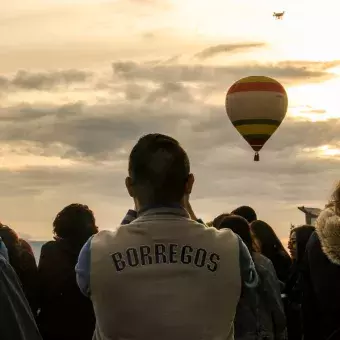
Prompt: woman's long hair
<box><xmin>290</xmin><ymin>225</ymin><xmax>315</xmax><ymax>264</ymax></box>
<box><xmin>251</xmin><ymin>220</ymin><xmax>291</xmax><ymax>281</ymax></box>
<box><xmin>251</xmin><ymin>220</ymin><xmax>289</xmax><ymax>259</ymax></box>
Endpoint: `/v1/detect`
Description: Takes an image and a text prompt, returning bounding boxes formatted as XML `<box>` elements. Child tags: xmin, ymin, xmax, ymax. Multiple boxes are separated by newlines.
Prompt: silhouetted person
<box><xmin>219</xmin><ymin>215</ymin><xmax>287</xmax><ymax>339</ymax></box>
<box><xmin>285</xmin><ymin>225</ymin><xmax>315</xmax><ymax>340</ymax></box>
<box><xmin>37</xmin><ymin>204</ymin><xmax>98</xmax><ymax>340</ymax></box>
<box><xmin>232</xmin><ymin>206</ymin><xmax>257</xmax><ymax>224</ymax></box>
<box><xmin>0</xmin><ymin>238</ymin><xmax>42</xmax><ymax>340</ymax></box>
<box><xmin>77</xmin><ymin>133</ymin><xmax>258</xmax><ymax>340</ymax></box>
<box><xmin>303</xmin><ymin>182</ymin><xmax>340</xmax><ymax>340</ymax></box>
<box><xmin>0</xmin><ymin>224</ymin><xmax>39</xmax><ymax>314</ymax></box>
<box><xmin>251</xmin><ymin>220</ymin><xmax>292</xmax><ymax>283</ymax></box>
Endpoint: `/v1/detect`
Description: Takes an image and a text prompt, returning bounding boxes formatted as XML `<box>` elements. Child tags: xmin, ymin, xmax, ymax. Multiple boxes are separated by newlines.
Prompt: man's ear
<box><xmin>184</xmin><ymin>173</ymin><xmax>195</xmax><ymax>195</ymax></box>
<box><xmin>125</xmin><ymin>176</ymin><xmax>134</xmax><ymax>198</ymax></box>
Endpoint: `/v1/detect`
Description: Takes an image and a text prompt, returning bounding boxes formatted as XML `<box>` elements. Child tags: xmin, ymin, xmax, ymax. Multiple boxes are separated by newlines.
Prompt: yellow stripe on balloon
<box><xmin>234</xmin><ymin>76</ymin><xmax>279</xmax><ymax>84</ymax></box>
<box><xmin>235</xmin><ymin>124</ymin><xmax>278</xmax><ymax>136</ymax></box>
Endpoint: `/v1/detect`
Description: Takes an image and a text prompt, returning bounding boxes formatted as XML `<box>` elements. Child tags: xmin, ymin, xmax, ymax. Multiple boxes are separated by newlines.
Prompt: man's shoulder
<box><xmin>206</xmin><ymin>226</ymin><xmax>238</xmax><ymax>241</ymax></box>
<box><xmin>91</xmin><ymin>224</ymin><xmax>239</xmax><ymax>249</ymax></box>
<box><xmin>41</xmin><ymin>240</ymin><xmax>57</xmax><ymax>251</ymax></box>
<box><xmin>198</xmin><ymin>226</ymin><xmax>240</xmax><ymax>252</ymax></box>
<box><xmin>91</xmin><ymin>229</ymin><xmax>120</xmax><ymax>247</ymax></box>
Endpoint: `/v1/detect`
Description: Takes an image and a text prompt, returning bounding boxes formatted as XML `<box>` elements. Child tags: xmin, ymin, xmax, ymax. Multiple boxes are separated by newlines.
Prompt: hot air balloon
<box><xmin>225</xmin><ymin>76</ymin><xmax>288</xmax><ymax>161</ymax></box>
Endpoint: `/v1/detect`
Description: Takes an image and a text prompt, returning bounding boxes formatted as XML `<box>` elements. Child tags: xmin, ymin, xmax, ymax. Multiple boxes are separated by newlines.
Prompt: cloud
<box><xmin>299</xmin><ymin>109</ymin><xmax>327</xmax><ymax>114</ymax></box>
<box><xmin>194</xmin><ymin>43</ymin><xmax>266</xmax><ymax>60</ymax></box>
<box><xmin>0</xmin><ymin>69</ymin><xmax>92</xmax><ymax>91</ymax></box>
<box><xmin>1</xmin><ymin>81</ymin><xmax>339</xmax><ymax>170</ymax></box>
<box><xmin>0</xmin><ymin>58</ymin><xmax>339</xmax><ymax>240</ymax></box>
<box><xmin>112</xmin><ymin>59</ymin><xmax>340</xmax><ymax>85</ymax></box>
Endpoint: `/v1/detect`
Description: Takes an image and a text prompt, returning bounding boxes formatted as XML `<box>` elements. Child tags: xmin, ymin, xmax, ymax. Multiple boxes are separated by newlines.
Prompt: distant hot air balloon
<box><xmin>225</xmin><ymin>76</ymin><xmax>288</xmax><ymax>161</ymax></box>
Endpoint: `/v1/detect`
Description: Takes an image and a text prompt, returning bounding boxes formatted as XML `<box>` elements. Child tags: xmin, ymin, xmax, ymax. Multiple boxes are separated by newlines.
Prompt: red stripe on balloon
<box><xmin>227</xmin><ymin>82</ymin><xmax>286</xmax><ymax>95</ymax></box>
<box><xmin>244</xmin><ymin>137</ymin><xmax>270</xmax><ymax>152</ymax></box>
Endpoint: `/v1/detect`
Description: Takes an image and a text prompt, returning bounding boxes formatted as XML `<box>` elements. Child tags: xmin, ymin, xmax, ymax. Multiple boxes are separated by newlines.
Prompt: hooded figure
<box><xmin>303</xmin><ymin>183</ymin><xmax>340</xmax><ymax>340</ymax></box>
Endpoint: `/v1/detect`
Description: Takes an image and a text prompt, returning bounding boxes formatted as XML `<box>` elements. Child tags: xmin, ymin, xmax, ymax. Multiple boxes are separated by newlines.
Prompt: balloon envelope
<box><xmin>225</xmin><ymin>76</ymin><xmax>288</xmax><ymax>160</ymax></box>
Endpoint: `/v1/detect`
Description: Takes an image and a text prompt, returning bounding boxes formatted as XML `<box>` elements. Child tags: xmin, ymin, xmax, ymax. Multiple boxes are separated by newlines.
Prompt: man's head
<box><xmin>53</xmin><ymin>203</ymin><xmax>98</xmax><ymax>244</ymax></box>
<box><xmin>231</xmin><ymin>206</ymin><xmax>257</xmax><ymax>224</ymax></box>
<box><xmin>126</xmin><ymin>134</ymin><xmax>194</xmax><ymax>208</ymax></box>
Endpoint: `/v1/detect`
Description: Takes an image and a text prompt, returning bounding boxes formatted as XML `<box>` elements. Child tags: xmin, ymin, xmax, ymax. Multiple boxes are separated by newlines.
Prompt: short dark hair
<box><xmin>128</xmin><ymin>134</ymin><xmax>190</xmax><ymax>204</ymax></box>
<box><xmin>53</xmin><ymin>203</ymin><xmax>98</xmax><ymax>243</ymax></box>
<box><xmin>0</xmin><ymin>225</ymin><xmax>19</xmax><ymax>251</ymax></box>
<box><xmin>212</xmin><ymin>213</ymin><xmax>231</xmax><ymax>229</ymax></box>
<box><xmin>231</xmin><ymin>206</ymin><xmax>257</xmax><ymax>223</ymax></box>
<box><xmin>219</xmin><ymin>215</ymin><xmax>254</xmax><ymax>253</ymax></box>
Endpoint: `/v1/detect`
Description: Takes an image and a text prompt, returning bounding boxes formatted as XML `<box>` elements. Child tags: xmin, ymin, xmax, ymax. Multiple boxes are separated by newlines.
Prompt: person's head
<box><xmin>19</xmin><ymin>239</ymin><xmax>34</xmax><ymax>257</ymax></box>
<box><xmin>126</xmin><ymin>134</ymin><xmax>194</xmax><ymax>209</ymax></box>
<box><xmin>0</xmin><ymin>224</ymin><xmax>21</xmax><ymax>267</ymax></box>
<box><xmin>289</xmin><ymin>225</ymin><xmax>315</xmax><ymax>262</ymax></box>
<box><xmin>219</xmin><ymin>215</ymin><xmax>254</xmax><ymax>253</ymax></box>
<box><xmin>0</xmin><ymin>224</ymin><xmax>19</xmax><ymax>251</ymax></box>
<box><xmin>231</xmin><ymin>206</ymin><xmax>257</xmax><ymax>224</ymax></box>
<box><xmin>212</xmin><ymin>213</ymin><xmax>231</xmax><ymax>229</ymax></box>
<box><xmin>53</xmin><ymin>203</ymin><xmax>98</xmax><ymax>244</ymax></box>
<box><xmin>250</xmin><ymin>220</ymin><xmax>289</xmax><ymax>260</ymax></box>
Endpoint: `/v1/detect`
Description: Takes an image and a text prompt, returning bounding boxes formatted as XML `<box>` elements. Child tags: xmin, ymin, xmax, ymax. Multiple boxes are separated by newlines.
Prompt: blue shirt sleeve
<box><xmin>76</xmin><ymin>236</ymin><xmax>93</xmax><ymax>297</ymax></box>
<box><xmin>237</xmin><ymin>235</ymin><xmax>259</xmax><ymax>288</ymax></box>
<box><xmin>121</xmin><ymin>209</ymin><xmax>138</xmax><ymax>225</ymax></box>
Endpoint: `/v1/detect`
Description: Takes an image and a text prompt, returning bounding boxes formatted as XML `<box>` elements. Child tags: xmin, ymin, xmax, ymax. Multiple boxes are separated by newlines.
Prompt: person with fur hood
<box><xmin>302</xmin><ymin>182</ymin><xmax>340</xmax><ymax>340</ymax></box>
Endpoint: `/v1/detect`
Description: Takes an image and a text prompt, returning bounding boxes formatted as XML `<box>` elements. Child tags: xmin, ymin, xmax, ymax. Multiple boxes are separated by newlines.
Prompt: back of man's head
<box><xmin>128</xmin><ymin>134</ymin><xmax>191</xmax><ymax>205</ymax></box>
<box><xmin>231</xmin><ymin>206</ymin><xmax>257</xmax><ymax>224</ymax></box>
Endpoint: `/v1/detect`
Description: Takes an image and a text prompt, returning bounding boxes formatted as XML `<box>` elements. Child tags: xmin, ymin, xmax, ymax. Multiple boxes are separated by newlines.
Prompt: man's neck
<box><xmin>138</xmin><ymin>203</ymin><xmax>183</xmax><ymax>214</ymax></box>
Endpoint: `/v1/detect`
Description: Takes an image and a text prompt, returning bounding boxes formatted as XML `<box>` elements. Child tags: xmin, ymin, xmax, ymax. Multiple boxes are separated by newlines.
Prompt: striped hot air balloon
<box><xmin>225</xmin><ymin>76</ymin><xmax>288</xmax><ymax>161</ymax></box>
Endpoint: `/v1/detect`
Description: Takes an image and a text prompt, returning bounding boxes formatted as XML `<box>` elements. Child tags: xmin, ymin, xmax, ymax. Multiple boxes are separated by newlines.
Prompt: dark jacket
<box><xmin>0</xmin><ymin>252</ymin><xmax>42</xmax><ymax>340</ymax></box>
<box><xmin>0</xmin><ymin>230</ymin><xmax>39</xmax><ymax>314</ymax></box>
<box><xmin>15</xmin><ymin>247</ymin><xmax>39</xmax><ymax>315</ymax></box>
<box><xmin>303</xmin><ymin>207</ymin><xmax>340</xmax><ymax>340</ymax></box>
<box><xmin>37</xmin><ymin>239</ymin><xmax>95</xmax><ymax>340</ymax></box>
<box><xmin>270</xmin><ymin>251</ymin><xmax>291</xmax><ymax>284</ymax></box>
<box><xmin>234</xmin><ymin>253</ymin><xmax>287</xmax><ymax>340</ymax></box>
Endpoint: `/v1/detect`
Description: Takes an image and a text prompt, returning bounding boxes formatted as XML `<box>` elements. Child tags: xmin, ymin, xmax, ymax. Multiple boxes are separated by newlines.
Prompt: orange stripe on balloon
<box><xmin>233</xmin><ymin>76</ymin><xmax>278</xmax><ymax>84</ymax></box>
<box><xmin>227</xmin><ymin>82</ymin><xmax>286</xmax><ymax>94</ymax></box>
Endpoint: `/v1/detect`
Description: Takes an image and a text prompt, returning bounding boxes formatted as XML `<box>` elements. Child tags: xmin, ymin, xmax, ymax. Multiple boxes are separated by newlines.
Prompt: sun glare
<box><xmin>304</xmin><ymin>145</ymin><xmax>340</xmax><ymax>159</ymax></box>
<box><xmin>287</xmin><ymin>78</ymin><xmax>340</xmax><ymax>121</ymax></box>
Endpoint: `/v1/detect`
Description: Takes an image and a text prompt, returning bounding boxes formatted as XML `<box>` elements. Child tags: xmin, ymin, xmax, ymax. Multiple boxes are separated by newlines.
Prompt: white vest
<box><xmin>90</xmin><ymin>208</ymin><xmax>241</xmax><ymax>340</ymax></box>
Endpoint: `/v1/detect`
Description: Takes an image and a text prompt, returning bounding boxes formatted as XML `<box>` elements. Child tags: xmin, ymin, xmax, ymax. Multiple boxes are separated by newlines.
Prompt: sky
<box><xmin>1</xmin><ymin>0</ymin><xmax>339</xmax><ymax>242</ymax></box>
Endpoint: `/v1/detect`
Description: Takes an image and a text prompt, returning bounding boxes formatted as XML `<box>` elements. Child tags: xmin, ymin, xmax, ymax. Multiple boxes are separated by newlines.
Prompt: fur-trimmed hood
<box><xmin>315</xmin><ymin>207</ymin><xmax>340</xmax><ymax>265</ymax></box>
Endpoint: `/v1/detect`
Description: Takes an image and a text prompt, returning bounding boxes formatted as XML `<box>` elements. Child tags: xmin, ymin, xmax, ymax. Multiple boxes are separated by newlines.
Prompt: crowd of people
<box><xmin>0</xmin><ymin>133</ymin><xmax>339</xmax><ymax>340</ymax></box>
